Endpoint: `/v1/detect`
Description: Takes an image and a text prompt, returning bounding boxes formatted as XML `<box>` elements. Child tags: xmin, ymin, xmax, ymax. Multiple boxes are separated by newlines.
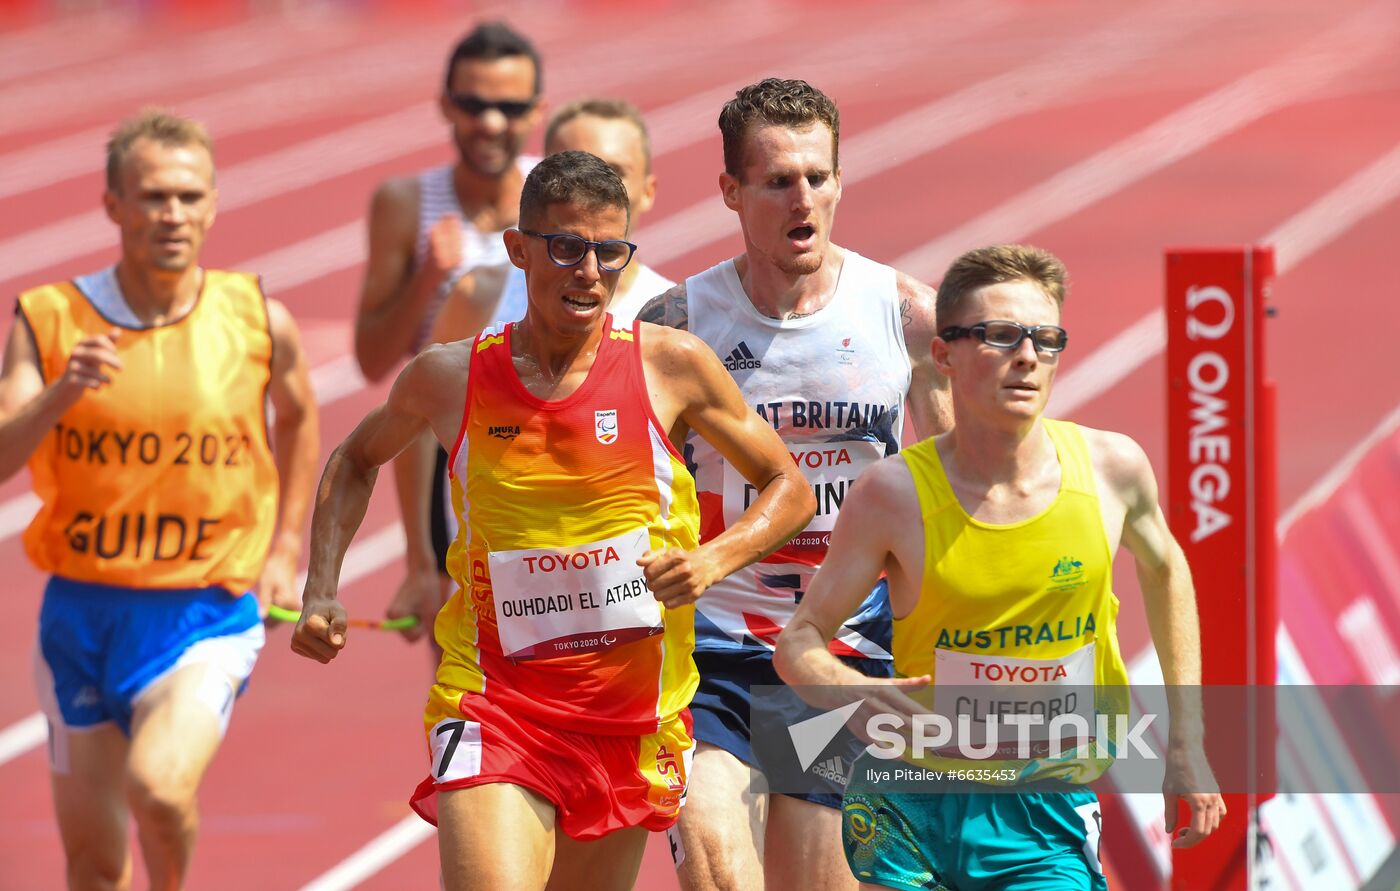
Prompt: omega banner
<box><xmin>1165</xmin><ymin>247</ymin><xmax>1277</xmax><ymax>891</ymax></box>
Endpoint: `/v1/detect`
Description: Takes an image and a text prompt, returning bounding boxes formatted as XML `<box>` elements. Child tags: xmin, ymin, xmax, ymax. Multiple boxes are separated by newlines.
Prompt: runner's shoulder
<box><xmin>368</xmin><ymin>176</ymin><xmax>421</xmax><ymax>235</ymax></box>
<box><xmin>1074</xmin><ymin>424</ymin><xmax>1154</xmax><ymax>495</ymax></box>
<box><xmin>635</xmin><ymin>281</ymin><xmax>688</xmax><ymax>330</ymax></box>
<box><xmin>855</xmin><ymin>453</ymin><xmax>918</xmax><ymax>509</ymax></box>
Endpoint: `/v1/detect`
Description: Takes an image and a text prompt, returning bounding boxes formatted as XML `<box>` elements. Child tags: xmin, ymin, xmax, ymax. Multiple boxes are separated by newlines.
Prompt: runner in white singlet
<box><xmin>636</xmin><ymin>78</ymin><xmax>950</xmax><ymax>891</ymax></box>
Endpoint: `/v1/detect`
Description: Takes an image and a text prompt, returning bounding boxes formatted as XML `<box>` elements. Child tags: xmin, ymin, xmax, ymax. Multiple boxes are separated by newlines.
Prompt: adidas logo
<box><xmin>810</xmin><ymin>755</ymin><xmax>851</xmax><ymax>785</ymax></box>
<box><xmin>724</xmin><ymin>341</ymin><xmax>762</xmax><ymax>371</ymax></box>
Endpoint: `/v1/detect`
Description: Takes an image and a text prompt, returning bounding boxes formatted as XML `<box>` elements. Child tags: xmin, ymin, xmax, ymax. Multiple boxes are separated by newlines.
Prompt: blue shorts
<box><xmin>842</xmin><ymin>778</ymin><xmax>1107</xmax><ymax>891</ymax></box>
<box><xmin>34</xmin><ymin>576</ymin><xmax>264</xmax><ymax>738</ymax></box>
<box><xmin>690</xmin><ymin>648</ymin><xmax>892</xmax><ymax>808</ymax></box>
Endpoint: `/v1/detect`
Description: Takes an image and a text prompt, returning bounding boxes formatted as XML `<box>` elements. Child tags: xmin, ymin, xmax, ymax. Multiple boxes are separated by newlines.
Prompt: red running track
<box><xmin>2</xmin><ymin>1</ymin><xmax>1399</xmax><ymax>887</ymax></box>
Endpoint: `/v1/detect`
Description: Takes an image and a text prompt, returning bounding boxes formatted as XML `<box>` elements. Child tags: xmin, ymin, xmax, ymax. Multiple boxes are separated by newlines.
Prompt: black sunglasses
<box><xmin>446</xmin><ymin>93</ymin><xmax>536</xmax><ymax>120</ymax></box>
<box><xmin>941</xmin><ymin>320</ymin><xmax>1069</xmax><ymax>353</ymax></box>
<box><xmin>519</xmin><ymin>229</ymin><xmax>637</xmax><ymax>272</ymax></box>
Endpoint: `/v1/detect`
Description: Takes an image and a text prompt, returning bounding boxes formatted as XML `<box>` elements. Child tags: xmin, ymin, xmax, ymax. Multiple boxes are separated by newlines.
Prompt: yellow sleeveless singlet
<box><xmin>18</xmin><ymin>271</ymin><xmax>279</xmax><ymax>593</ymax></box>
<box><xmin>895</xmin><ymin>419</ymin><xmax>1130</xmax><ymax>784</ymax></box>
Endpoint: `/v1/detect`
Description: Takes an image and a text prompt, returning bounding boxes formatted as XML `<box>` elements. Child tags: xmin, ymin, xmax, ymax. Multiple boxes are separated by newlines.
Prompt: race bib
<box><xmin>932</xmin><ymin>644</ymin><xmax>1097</xmax><ymax>759</ymax></box>
<box><xmin>721</xmin><ymin>440</ymin><xmax>885</xmax><ymax>552</ymax></box>
<box><xmin>487</xmin><ymin>527</ymin><xmax>660</xmax><ymax>660</ymax></box>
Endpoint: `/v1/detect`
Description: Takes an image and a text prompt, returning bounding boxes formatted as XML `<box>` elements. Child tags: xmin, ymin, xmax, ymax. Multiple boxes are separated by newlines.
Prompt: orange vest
<box><xmin>18</xmin><ymin>270</ymin><xmax>279</xmax><ymax>593</ymax></box>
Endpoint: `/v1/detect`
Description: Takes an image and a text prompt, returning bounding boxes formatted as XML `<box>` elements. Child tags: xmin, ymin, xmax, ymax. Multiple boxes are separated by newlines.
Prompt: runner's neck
<box><xmin>112</xmin><ymin>261</ymin><xmax>203</xmax><ymax>326</ymax></box>
<box><xmin>735</xmin><ymin>245</ymin><xmax>845</xmax><ymax>320</ymax></box>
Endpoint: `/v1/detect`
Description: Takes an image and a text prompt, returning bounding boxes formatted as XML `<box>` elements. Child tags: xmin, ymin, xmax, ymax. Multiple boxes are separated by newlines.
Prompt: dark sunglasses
<box><xmin>940</xmin><ymin>320</ymin><xmax>1069</xmax><ymax>353</ymax></box>
<box><xmin>446</xmin><ymin>93</ymin><xmax>536</xmax><ymax>120</ymax></box>
<box><xmin>519</xmin><ymin>229</ymin><xmax>637</xmax><ymax>272</ymax></box>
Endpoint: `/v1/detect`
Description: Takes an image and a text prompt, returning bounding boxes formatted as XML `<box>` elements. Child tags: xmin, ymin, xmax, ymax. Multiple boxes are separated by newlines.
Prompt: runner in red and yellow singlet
<box><xmin>293</xmin><ymin>151</ymin><xmax>814</xmax><ymax>891</ymax></box>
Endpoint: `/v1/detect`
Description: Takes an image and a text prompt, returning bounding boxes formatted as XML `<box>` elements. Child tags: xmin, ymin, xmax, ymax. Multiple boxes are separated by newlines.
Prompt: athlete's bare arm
<box><xmin>1089</xmin><ymin>426</ymin><xmax>1226</xmax><ymax>848</ymax></box>
<box><xmin>354</xmin><ymin>178</ymin><xmax>462</xmax><ymax>382</ymax></box>
<box><xmin>429</xmin><ymin>264</ymin><xmax>511</xmax><ymax>344</ymax></box>
<box><xmin>0</xmin><ymin>311</ymin><xmax>122</xmax><ymax>483</ymax></box>
<box><xmin>380</xmin><ymin>264</ymin><xmax>514</xmax><ymax>638</ymax></box>
<box><xmin>291</xmin><ymin>343</ymin><xmax>470</xmax><ymax>663</ymax></box>
<box><xmin>775</xmin><ymin>457</ymin><xmax>931</xmax><ymax>713</ymax></box>
<box><xmin>635</xmin><ymin>282</ymin><xmax>688</xmax><ymax>331</ymax></box>
<box><xmin>259</xmin><ymin>299</ymin><xmax>321</xmax><ymax>615</ymax></box>
<box><xmin>639</xmin><ymin>323</ymin><xmax>810</xmax><ymax>607</ymax></box>
<box><xmin>896</xmin><ymin>272</ymin><xmax>952</xmax><ymax>439</ymax></box>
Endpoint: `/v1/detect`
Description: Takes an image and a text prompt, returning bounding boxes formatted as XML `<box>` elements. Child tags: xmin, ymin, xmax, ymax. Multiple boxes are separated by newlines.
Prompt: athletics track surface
<box><xmin>1</xmin><ymin>1</ymin><xmax>1399</xmax><ymax>886</ymax></box>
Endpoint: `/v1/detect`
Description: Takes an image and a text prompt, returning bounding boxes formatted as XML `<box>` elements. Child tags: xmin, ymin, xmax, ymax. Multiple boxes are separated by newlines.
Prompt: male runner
<box><xmin>402</xmin><ymin>98</ymin><xmax>677</xmax><ymax>637</ymax></box>
<box><xmin>0</xmin><ymin>110</ymin><xmax>319</xmax><ymax>890</ymax></box>
<box><xmin>637</xmin><ymin>78</ymin><xmax>947</xmax><ymax>891</ymax></box>
<box><xmin>292</xmin><ymin>151</ymin><xmax>814</xmax><ymax>891</ymax></box>
<box><xmin>430</xmin><ymin>96</ymin><xmax>673</xmax><ymax>345</ymax></box>
<box><xmin>353</xmin><ymin>21</ymin><xmax>544</xmax><ymax>642</ymax></box>
<box><xmin>775</xmin><ymin>244</ymin><xmax>1225</xmax><ymax>890</ymax></box>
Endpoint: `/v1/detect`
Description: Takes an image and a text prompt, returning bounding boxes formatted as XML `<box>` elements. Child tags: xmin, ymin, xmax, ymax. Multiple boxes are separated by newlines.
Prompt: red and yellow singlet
<box><xmin>18</xmin><ymin>271</ymin><xmax>279</xmax><ymax>594</ymax></box>
<box><xmin>433</xmin><ymin>317</ymin><xmax>701</xmax><ymax>735</ymax></box>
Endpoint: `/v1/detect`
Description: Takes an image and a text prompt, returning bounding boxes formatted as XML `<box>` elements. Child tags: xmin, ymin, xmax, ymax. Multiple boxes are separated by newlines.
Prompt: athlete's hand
<box><xmin>422</xmin><ymin>214</ymin><xmax>464</xmax><ymax>286</ymax></box>
<box><xmin>257</xmin><ymin>548</ymin><xmax>301</xmax><ymax>621</ymax></box>
<box><xmin>1163</xmin><ymin>742</ymin><xmax>1226</xmax><ymax>848</ymax></box>
<box><xmin>849</xmin><ymin>675</ymin><xmax>933</xmax><ymax>747</ymax></box>
<box><xmin>56</xmin><ymin>328</ymin><xmax>123</xmax><ymax>406</ymax></box>
<box><xmin>386</xmin><ymin>567</ymin><xmax>444</xmax><ymax>642</ymax></box>
<box><xmin>639</xmin><ymin>547</ymin><xmax>718</xmax><ymax>609</ymax></box>
<box><xmin>290</xmin><ymin>595</ymin><xmax>349</xmax><ymax>664</ymax></box>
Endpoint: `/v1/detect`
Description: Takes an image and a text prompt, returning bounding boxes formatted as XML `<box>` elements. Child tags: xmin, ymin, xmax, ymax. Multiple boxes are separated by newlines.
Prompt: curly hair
<box><xmin>718</xmin><ymin>77</ymin><xmax>840</xmax><ymax>177</ymax></box>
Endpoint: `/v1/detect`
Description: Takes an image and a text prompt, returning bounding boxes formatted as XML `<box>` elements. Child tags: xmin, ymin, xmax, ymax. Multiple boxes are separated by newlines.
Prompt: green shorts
<box><xmin>842</xmin><ymin>779</ymin><xmax>1107</xmax><ymax>891</ymax></box>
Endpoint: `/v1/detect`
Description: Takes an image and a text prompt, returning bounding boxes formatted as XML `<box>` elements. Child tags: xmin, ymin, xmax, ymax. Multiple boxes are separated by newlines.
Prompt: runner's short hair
<box><xmin>936</xmin><ymin>245</ymin><xmax>1069</xmax><ymax>324</ymax></box>
<box><xmin>444</xmin><ymin>21</ymin><xmax>542</xmax><ymax>96</ymax></box>
<box><xmin>546</xmin><ymin>97</ymin><xmax>652</xmax><ymax>173</ymax></box>
<box><xmin>106</xmin><ymin>108</ymin><xmax>214</xmax><ymax>194</ymax></box>
<box><xmin>719</xmin><ymin>78</ymin><xmax>840</xmax><ymax>177</ymax></box>
<box><xmin>519</xmin><ymin>150</ymin><xmax>630</xmax><ymax>230</ymax></box>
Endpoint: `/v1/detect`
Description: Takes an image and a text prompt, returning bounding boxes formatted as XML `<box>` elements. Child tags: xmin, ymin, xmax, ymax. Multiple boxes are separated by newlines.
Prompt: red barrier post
<box><xmin>1165</xmin><ymin>247</ymin><xmax>1277</xmax><ymax>890</ymax></box>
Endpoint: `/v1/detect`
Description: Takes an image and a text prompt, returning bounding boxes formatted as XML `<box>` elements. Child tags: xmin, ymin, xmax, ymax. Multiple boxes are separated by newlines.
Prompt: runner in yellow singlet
<box><xmin>776</xmin><ymin>245</ymin><xmax>1225</xmax><ymax>890</ymax></box>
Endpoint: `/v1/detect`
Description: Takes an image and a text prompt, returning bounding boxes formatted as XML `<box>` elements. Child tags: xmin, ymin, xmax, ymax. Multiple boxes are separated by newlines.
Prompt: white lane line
<box><xmin>0</xmin><ymin>18</ymin><xmax>356</xmax><ymax>136</ymax></box>
<box><xmin>0</xmin><ymin>5</ymin><xmax>925</xmax><ymax>202</ymax></box>
<box><xmin>298</xmin><ymin>815</ymin><xmax>435</xmax><ymax>891</ymax></box>
<box><xmin>1048</xmin><ymin>126</ymin><xmax>1400</xmax><ymax>418</ymax></box>
<box><xmin>0</xmin><ymin>491</ymin><xmax>42</xmax><ymax>547</ymax></box>
<box><xmin>0</xmin><ymin>27</ymin><xmax>449</xmax><ymax>202</ymax></box>
<box><xmin>0</xmin><ymin>713</ymin><xmax>45</xmax><ymax>768</ymax></box>
<box><xmin>1277</xmin><ymin>401</ymin><xmax>1400</xmax><ymax>540</ymax></box>
<box><xmin>894</xmin><ymin>0</ymin><xmax>1400</xmax><ymax>284</ymax></box>
<box><xmin>0</xmin><ymin>4</ymin><xmax>793</xmax><ymax>287</ymax></box>
<box><xmin>643</xmin><ymin>1</ymin><xmax>1211</xmax><ymax>261</ymax></box>
<box><xmin>0</xmin><ymin>13</ymin><xmax>137</xmax><ymax>84</ymax></box>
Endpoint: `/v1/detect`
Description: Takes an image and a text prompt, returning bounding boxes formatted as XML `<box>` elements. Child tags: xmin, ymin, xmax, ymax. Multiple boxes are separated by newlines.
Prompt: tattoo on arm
<box><xmin>637</xmin><ymin>284</ymin><xmax>689</xmax><ymax>331</ymax></box>
<box><xmin>900</xmin><ymin>297</ymin><xmax>913</xmax><ymax>329</ymax></box>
